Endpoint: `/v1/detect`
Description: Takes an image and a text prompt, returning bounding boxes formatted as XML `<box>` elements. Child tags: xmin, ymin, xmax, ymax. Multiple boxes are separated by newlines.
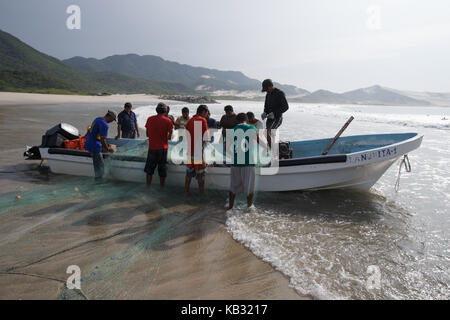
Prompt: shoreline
<box><xmin>2</xmin><ymin>92</ymin><xmax>440</xmax><ymax>109</ymax></box>
<box><xmin>0</xmin><ymin>92</ymin><xmax>172</xmax><ymax>107</ymax></box>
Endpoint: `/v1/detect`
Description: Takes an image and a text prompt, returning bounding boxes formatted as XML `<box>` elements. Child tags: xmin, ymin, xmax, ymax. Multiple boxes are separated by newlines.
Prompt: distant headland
<box><xmin>159</xmin><ymin>95</ymin><xmax>218</xmax><ymax>104</ymax></box>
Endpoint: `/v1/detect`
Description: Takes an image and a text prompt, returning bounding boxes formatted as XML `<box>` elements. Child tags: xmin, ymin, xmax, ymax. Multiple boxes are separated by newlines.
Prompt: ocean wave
<box><xmin>301</xmin><ymin>104</ymin><xmax>450</xmax><ymax>131</ymax></box>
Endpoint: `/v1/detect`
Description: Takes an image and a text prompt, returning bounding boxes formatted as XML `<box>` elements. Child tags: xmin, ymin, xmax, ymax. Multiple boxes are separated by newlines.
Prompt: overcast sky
<box><xmin>1</xmin><ymin>0</ymin><xmax>449</xmax><ymax>92</ymax></box>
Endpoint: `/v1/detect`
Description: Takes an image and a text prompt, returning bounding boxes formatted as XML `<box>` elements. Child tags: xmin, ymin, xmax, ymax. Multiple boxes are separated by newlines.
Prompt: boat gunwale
<box><xmin>42</xmin><ymin>132</ymin><xmax>423</xmax><ymax>169</ymax></box>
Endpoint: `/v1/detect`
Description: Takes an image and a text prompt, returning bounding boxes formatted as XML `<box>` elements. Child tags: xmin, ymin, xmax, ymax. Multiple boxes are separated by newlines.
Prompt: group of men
<box><xmin>83</xmin><ymin>79</ymin><xmax>288</xmax><ymax>210</ymax></box>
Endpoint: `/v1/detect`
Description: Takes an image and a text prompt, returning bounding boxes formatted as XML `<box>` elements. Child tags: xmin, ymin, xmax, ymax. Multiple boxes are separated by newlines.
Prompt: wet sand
<box><xmin>0</xmin><ymin>94</ymin><xmax>306</xmax><ymax>299</ymax></box>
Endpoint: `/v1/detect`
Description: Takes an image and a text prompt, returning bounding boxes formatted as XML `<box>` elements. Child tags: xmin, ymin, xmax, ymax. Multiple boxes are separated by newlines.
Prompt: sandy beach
<box><xmin>0</xmin><ymin>92</ymin><xmax>171</xmax><ymax>107</ymax></box>
<box><xmin>0</xmin><ymin>92</ymin><xmax>305</xmax><ymax>300</ymax></box>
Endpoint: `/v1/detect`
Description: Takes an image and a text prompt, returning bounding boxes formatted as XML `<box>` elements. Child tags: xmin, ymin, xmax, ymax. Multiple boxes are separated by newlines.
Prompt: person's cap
<box><xmin>106</xmin><ymin>110</ymin><xmax>117</xmax><ymax>121</ymax></box>
<box><xmin>124</xmin><ymin>102</ymin><xmax>132</xmax><ymax>109</ymax></box>
<box><xmin>262</xmin><ymin>79</ymin><xmax>273</xmax><ymax>92</ymax></box>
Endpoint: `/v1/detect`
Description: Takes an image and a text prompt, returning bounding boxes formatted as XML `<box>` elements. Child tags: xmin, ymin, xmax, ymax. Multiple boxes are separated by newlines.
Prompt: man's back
<box><xmin>85</xmin><ymin>117</ymin><xmax>108</xmax><ymax>153</ymax></box>
<box><xmin>186</xmin><ymin>115</ymin><xmax>209</xmax><ymax>159</ymax></box>
<box><xmin>264</xmin><ymin>88</ymin><xmax>289</xmax><ymax>117</ymax></box>
<box><xmin>145</xmin><ymin>115</ymin><xmax>173</xmax><ymax>150</ymax></box>
<box><xmin>186</xmin><ymin>114</ymin><xmax>208</xmax><ymax>138</ymax></box>
<box><xmin>219</xmin><ymin>113</ymin><xmax>238</xmax><ymax>129</ymax></box>
<box><xmin>233</xmin><ymin>123</ymin><xmax>258</xmax><ymax>167</ymax></box>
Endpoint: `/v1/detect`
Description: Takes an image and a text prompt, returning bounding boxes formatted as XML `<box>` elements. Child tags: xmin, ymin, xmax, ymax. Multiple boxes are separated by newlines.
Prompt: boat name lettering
<box><xmin>349</xmin><ymin>146</ymin><xmax>397</xmax><ymax>163</ymax></box>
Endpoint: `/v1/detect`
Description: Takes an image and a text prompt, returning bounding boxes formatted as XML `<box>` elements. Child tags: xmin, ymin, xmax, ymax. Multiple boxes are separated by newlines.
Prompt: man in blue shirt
<box><xmin>84</xmin><ymin>110</ymin><xmax>117</xmax><ymax>181</ymax></box>
<box><xmin>115</xmin><ymin>102</ymin><xmax>140</xmax><ymax>139</ymax></box>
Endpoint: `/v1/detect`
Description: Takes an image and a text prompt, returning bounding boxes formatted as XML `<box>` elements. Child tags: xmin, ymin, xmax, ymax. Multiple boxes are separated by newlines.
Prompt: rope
<box><xmin>395</xmin><ymin>155</ymin><xmax>412</xmax><ymax>192</ymax></box>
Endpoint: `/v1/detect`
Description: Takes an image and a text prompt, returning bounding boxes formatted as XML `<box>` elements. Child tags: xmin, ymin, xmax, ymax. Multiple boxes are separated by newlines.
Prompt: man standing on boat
<box><xmin>261</xmin><ymin>79</ymin><xmax>289</xmax><ymax>147</ymax></box>
<box><xmin>115</xmin><ymin>102</ymin><xmax>140</xmax><ymax>139</ymax></box>
<box><xmin>84</xmin><ymin>110</ymin><xmax>117</xmax><ymax>182</ymax></box>
<box><xmin>144</xmin><ymin>102</ymin><xmax>173</xmax><ymax>189</ymax></box>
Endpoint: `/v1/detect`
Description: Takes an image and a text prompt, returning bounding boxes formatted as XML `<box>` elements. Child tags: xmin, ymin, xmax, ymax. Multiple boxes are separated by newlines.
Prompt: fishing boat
<box><xmin>38</xmin><ymin>132</ymin><xmax>423</xmax><ymax>191</ymax></box>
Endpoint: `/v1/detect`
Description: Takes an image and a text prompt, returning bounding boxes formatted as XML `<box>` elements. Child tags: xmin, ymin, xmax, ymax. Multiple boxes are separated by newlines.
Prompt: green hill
<box><xmin>0</xmin><ymin>29</ymin><xmax>193</xmax><ymax>95</ymax></box>
<box><xmin>64</xmin><ymin>54</ymin><xmax>261</xmax><ymax>92</ymax></box>
<box><xmin>64</xmin><ymin>54</ymin><xmax>310</xmax><ymax>96</ymax></box>
<box><xmin>0</xmin><ymin>69</ymin><xmax>77</xmax><ymax>94</ymax></box>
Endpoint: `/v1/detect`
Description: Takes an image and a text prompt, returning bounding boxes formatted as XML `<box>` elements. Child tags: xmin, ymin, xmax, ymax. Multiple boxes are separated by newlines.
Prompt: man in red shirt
<box><xmin>185</xmin><ymin>104</ymin><xmax>210</xmax><ymax>195</ymax></box>
<box><xmin>144</xmin><ymin>102</ymin><xmax>174</xmax><ymax>188</ymax></box>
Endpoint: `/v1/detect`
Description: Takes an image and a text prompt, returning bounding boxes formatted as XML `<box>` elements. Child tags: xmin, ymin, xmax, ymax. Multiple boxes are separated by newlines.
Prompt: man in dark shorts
<box><xmin>185</xmin><ymin>104</ymin><xmax>210</xmax><ymax>195</ymax></box>
<box><xmin>261</xmin><ymin>79</ymin><xmax>289</xmax><ymax>147</ymax></box>
<box><xmin>115</xmin><ymin>102</ymin><xmax>140</xmax><ymax>139</ymax></box>
<box><xmin>144</xmin><ymin>102</ymin><xmax>173</xmax><ymax>189</ymax></box>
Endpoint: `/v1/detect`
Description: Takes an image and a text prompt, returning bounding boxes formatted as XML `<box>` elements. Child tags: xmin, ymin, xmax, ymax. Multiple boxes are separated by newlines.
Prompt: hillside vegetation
<box><xmin>0</xmin><ymin>29</ymin><xmax>192</xmax><ymax>95</ymax></box>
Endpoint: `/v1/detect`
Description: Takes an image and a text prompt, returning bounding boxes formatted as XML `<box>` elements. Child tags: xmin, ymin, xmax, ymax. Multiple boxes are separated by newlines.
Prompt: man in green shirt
<box><xmin>227</xmin><ymin>113</ymin><xmax>260</xmax><ymax>210</ymax></box>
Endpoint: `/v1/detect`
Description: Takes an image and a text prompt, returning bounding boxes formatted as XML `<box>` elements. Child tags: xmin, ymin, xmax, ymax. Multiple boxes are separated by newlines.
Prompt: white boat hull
<box><xmin>39</xmin><ymin>133</ymin><xmax>423</xmax><ymax>191</ymax></box>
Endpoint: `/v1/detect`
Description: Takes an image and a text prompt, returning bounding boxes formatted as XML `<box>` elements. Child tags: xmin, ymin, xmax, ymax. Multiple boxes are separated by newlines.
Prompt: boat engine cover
<box><xmin>45</xmin><ymin>123</ymin><xmax>79</xmax><ymax>140</ymax></box>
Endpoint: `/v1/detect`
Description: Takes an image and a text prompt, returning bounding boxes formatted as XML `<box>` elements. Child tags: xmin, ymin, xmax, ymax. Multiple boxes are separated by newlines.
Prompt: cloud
<box><xmin>280</xmin><ymin>22</ymin><xmax>450</xmax><ymax>67</ymax></box>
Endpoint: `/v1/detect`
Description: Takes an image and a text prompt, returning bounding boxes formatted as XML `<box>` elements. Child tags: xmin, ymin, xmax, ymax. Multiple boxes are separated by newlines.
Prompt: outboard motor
<box><xmin>24</xmin><ymin>146</ymin><xmax>41</xmax><ymax>160</ymax></box>
<box><xmin>41</xmin><ymin>123</ymin><xmax>80</xmax><ymax>148</ymax></box>
<box><xmin>24</xmin><ymin>123</ymin><xmax>80</xmax><ymax>160</ymax></box>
